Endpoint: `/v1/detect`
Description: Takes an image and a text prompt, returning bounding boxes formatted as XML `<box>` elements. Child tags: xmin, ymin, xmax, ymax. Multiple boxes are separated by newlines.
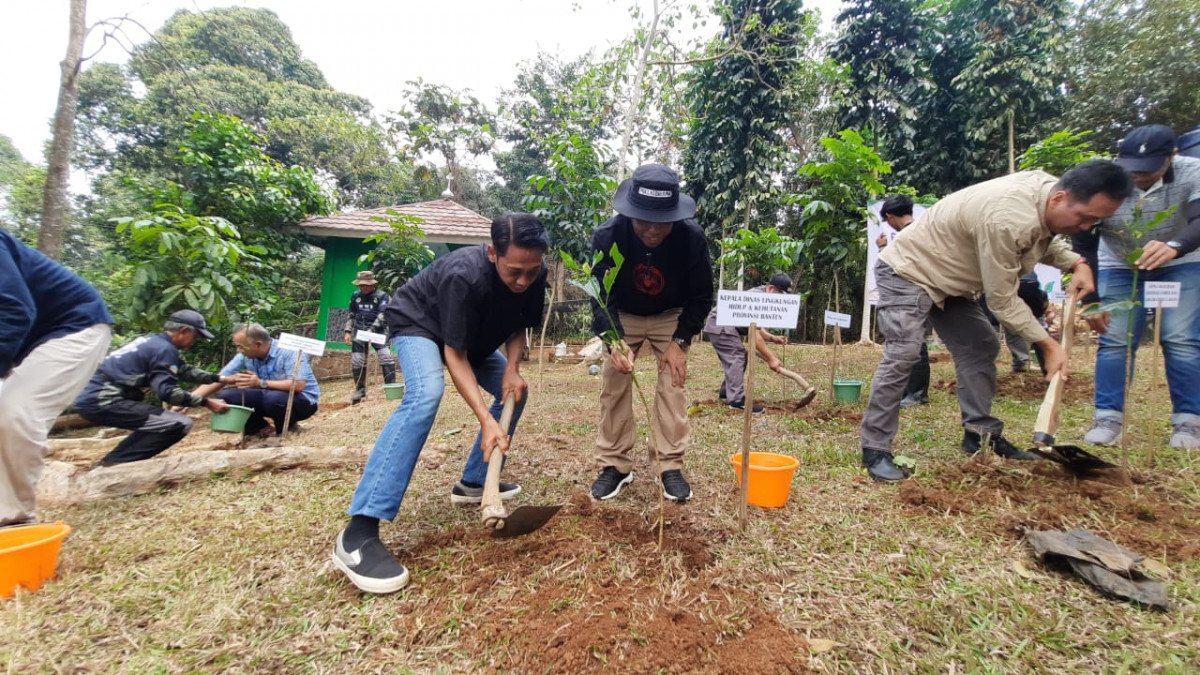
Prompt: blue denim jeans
<box><xmin>1094</xmin><ymin>263</ymin><xmax>1200</xmax><ymax>422</ymax></box>
<box><xmin>348</xmin><ymin>336</ymin><xmax>526</xmax><ymax>521</ymax></box>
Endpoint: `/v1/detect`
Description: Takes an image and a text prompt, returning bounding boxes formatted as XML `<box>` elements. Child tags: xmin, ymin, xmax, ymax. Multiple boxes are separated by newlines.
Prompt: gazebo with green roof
<box><xmin>297</xmin><ymin>199</ymin><xmax>493</xmax><ymax>350</ymax></box>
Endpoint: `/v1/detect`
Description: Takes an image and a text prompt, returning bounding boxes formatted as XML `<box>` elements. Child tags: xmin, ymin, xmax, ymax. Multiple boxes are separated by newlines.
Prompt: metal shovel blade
<box><xmin>796</xmin><ymin>387</ymin><xmax>818</xmax><ymax>408</ymax></box>
<box><xmin>1027</xmin><ymin>443</ymin><xmax>1118</xmax><ymax>476</ymax></box>
<box><xmin>489</xmin><ymin>504</ymin><xmax>564</xmax><ymax>538</ymax></box>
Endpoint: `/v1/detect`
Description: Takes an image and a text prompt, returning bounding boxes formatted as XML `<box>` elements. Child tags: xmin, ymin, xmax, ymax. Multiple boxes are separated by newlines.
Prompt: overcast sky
<box><xmin>0</xmin><ymin>0</ymin><xmax>841</xmax><ymax>163</ymax></box>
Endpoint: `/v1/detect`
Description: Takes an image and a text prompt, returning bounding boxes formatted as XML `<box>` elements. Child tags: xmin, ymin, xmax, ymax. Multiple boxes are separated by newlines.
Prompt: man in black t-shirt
<box><xmin>589</xmin><ymin>164</ymin><xmax>714</xmax><ymax>503</ymax></box>
<box><xmin>332</xmin><ymin>213</ymin><xmax>550</xmax><ymax>594</ymax></box>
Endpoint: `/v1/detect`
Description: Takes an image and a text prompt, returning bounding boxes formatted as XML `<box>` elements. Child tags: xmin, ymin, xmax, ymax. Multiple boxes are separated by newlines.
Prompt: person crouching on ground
<box><xmin>332</xmin><ymin>213</ymin><xmax>550</xmax><ymax>594</ymax></box>
<box><xmin>859</xmin><ymin>160</ymin><xmax>1132</xmax><ymax>482</ymax></box>
<box><xmin>190</xmin><ymin>323</ymin><xmax>321</xmax><ymax>437</ymax></box>
<box><xmin>703</xmin><ymin>272</ymin><xmax>792</xmax><ymax>414</ymax></box>
<box><xmin>73</xmin><ymin>310</ymin><xmax>231</xmax><ymax>466</ymax></box>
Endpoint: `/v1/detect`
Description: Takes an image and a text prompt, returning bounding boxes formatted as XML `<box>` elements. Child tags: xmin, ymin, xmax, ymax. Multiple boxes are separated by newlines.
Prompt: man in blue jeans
<box><xmin>1073</xmin><ymin>125</ymin><xmax>1200</xmax><ymax>449</ymax></box>
<box><xmin>332</xmin><ymin>213</ymin><xmax>549</xmax><ymax>594</ymax></box>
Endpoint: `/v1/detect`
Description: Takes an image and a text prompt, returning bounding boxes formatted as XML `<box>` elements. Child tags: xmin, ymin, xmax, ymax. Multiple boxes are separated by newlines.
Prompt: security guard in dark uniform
<box><xmin>73</xmin><ymin>309</ymin><xmax>232</xmax><ymax>465</ymax></box>
<box><xmin>343</xmin><ymin>271</ymin><xmax>397</xmax><ymax>403</ymax></box>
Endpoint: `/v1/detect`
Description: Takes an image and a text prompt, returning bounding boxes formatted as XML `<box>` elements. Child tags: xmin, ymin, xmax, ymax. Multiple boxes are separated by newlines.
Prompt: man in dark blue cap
<box><xmin>1073</xmin><ymin>124</ymin><xmax>1200</xmax><ymax>449</ymax></box>
<box><xmin>74</xmin><ymin>309</ymin><xmax>233</xmax><ymax>465</ymax></box>
<box><xmin>588</xmin><ymin>163</ymin><xmax>714</xmax><ymax>503</ymax></box>
<box><xmin>702</xmin><ymin>272</ymin><xmax>791</xmax><ymax>414</ymax></box>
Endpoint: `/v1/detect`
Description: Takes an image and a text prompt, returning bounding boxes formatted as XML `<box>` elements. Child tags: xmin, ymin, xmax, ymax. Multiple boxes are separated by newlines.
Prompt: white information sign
<box><xmin>1144</xmin><ymin>281</ymin><xmax>1181</xmax><ymax>309</ymax></box>
<box><xmin>824</xmin><ymin>310</ymin><xmax>852</xmax><ymax>329</ymax></box>
<box><xmin>355</xmin><ymin>329</ymin><xmax>387</xmax><ymax>345</ymax></box>
<box><xmin>277</xmin><ymin>332</ymin><xmax>326</xmax><ymax>357</ymax></box>
<box><xmin>715</xmin><ymin>290</ymin><xmax>801</xmax><ymax>329</ymax></box>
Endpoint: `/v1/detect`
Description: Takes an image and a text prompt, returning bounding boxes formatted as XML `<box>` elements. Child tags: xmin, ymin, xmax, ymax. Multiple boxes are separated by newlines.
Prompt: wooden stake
<box><xmin>279</xmin><ymin>353</ymin><xmax>305</xmax><ymax>443</ymax></box>
<box><xmin>738</xmin><ymin>321</ymin><xmax>756</xmax><ymax>533</ymax></box>
<box><xmin>1148</xmin><ymin>301</ymin><xmax>1163</xmax><ymax>467</ymax></box>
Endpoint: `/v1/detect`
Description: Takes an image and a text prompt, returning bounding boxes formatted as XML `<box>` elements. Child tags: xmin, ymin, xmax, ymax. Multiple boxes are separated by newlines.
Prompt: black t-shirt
<box><xmin>384</xmin><ymin>245</ymin><xmax>547</xmax><ymax>364</ymax></box>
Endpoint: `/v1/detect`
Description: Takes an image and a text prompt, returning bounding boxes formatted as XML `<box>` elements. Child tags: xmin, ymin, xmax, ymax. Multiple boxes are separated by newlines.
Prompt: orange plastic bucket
<box><xmin>0</xmin><ymin>522</ymin><xmax>71</xmax><ymax>597</ymax></box>
<box><xmin>729</xmin><ymin>452</ymin><xmax>801</xmax><ymax>508</ymax></box>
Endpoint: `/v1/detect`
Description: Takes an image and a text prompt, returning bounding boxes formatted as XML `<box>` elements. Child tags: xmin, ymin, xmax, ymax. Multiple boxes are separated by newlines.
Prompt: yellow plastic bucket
<box><xmin>0</xmin><ymin>522</ymin><xmax>71</xmax><ymax>597</ymax></box>
<box><xmin>729</xmin><ymin>452</ymin><xmax>801</xmax><ymax>508</ymax></box>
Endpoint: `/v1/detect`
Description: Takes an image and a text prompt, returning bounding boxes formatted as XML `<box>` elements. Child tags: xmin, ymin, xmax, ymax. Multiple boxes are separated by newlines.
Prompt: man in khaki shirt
<box><xmin>860</xmin><ymin>160</ymin><xmax>1133</xmax><ymax>481</ymax></box>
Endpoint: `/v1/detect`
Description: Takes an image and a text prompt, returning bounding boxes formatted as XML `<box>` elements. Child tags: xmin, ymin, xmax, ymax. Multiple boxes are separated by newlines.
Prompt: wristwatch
<box><xmin>1165</xmin><ymin>240</ymin><xmax>1182</xmax><ymax>252</ymax></box>
<box><xmin>259</xmin><ymin>379</ymin><xmax>268</xmax><ymax>389</ymax></box>
<box><xmin>672</xmin><ymin>337</ymin><xmax>690</xmax><ymax>352</ymax></box>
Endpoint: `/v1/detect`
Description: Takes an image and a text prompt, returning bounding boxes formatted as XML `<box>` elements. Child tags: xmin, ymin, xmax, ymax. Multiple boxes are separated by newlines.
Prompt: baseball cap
<box><xmin>1179</xmin><ymin>125</ymin><xmax>1200</xmax><ymax>159</ymax></box>
<box><xmin>769</xmin><ymin>273</ymin><xmax>793</xmax><ymax>292</ymax></box>
<box><xmin>168</xmin><ymin>309</ymin><xmax>214</xmax><ymax>338</ymax></box>
<box><xmin>1115</xmin><ymin>124</ymin><xmax>1176</xmax><ymax>172</ymax></box>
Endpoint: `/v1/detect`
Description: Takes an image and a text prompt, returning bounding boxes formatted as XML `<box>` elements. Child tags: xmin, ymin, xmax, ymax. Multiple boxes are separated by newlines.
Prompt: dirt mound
<box><xmin>933</xmin><ymin>372</ymin><xmax>1091</xmax><ymax>403</ymax></box>
<box><xmin>899</xmin><ymin>461</ymin><xmax>1200</xmax><ymax>561</ymax></box>
<box><xmin>693</xmin><ymin>398</ymin><xmax>862</xmax><ymax>422</ymax></box>
<box><xmin>401</xmin><ymin>490</ymin><xmax>810</xmax><ymax>673</ymax></box>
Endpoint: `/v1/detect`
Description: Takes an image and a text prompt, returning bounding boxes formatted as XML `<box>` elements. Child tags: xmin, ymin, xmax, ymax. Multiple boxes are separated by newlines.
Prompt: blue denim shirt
<box><xmin>220</xmin><ymin>340</ymin><xmax>321</xmax><ymax>406</ymax></box>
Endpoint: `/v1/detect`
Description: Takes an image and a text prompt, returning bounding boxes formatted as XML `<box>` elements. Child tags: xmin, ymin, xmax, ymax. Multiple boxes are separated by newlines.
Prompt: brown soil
<box><xmin>396</xmin><ymin>491</ymin><xmax>810</xmax><ymax>674</ymax></box>
<box><xmin>934</xmin><ymin>371</ymin><xmax>1091</xmax><ymax>403</ymax></box>
<box><xmin>898</xmin><ymin>461</ymin><xmax>1200</xmax><ymax>562</ymax></box>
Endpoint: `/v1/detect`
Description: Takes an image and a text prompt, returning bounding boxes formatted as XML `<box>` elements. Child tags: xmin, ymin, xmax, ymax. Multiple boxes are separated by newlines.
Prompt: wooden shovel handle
<box><xmin>481</xmin><ymin>393</ymin><xmax>516</xmax><ymax>526</ymax></box>
<box><xmin>1033</xmin><ymin>291</ymin><xmax>1079</xmax><ymax>443</ymax></box>
<box><xmin>775</xmin><ymin>366</ymin><xmax>812</xmax><ymax>390</ymax></box>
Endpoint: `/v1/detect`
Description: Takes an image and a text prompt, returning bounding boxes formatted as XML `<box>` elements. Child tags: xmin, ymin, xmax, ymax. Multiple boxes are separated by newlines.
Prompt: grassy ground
<box><xmin>3</xmin><ymin>339</ymin><xmax>1198</xmax><ymax>674</ymax></box>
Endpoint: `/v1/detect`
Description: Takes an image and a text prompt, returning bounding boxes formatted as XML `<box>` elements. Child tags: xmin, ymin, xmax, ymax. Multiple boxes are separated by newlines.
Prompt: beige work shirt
<box><xmin>879</xmin><ymin>171</ymin><xmax>1081</xmax><ymax>343</ymax></box>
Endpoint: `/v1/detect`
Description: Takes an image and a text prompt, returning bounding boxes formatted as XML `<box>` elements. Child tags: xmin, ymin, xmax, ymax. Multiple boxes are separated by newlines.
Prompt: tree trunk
<box><xmin>38</xmin><ymin>0</ymin><xmax>88</xmax><ymax>260</ymax></box>
<box><xmin>1007</xmin><ymin>110</ymin><xmax>1016</xmax><ymax>174</ymax></box>
<box><xmin>617</xmin><ymin>0</ymin><xmax>660</xmax><ymax>181</ymax></box>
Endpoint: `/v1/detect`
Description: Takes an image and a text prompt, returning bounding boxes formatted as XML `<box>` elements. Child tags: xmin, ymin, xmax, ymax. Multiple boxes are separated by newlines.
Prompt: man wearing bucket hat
<box><xmin>588</xmin><ymin>163</ymin><xmax>714</xmax><ymax>503</ymax></box>
<box><xmin>0</xmin><ymin>230</ymin><xmax>113</xmax><ymax>526</ymax></box>
<box><xmin>860</xmin><ymin>160</ymin><xmax>1132</xmax><ymax>482</ymax></box>
<box><xmin>342</xmin><ymin>271</ymin><xmax>397</xmax><ymax>404</ymax></box>
<box><xmin>191</xmin><ymin>322</ymin><xmax>322</xmax><ymax>437</ymax></box>
<box><xmin>703</xmin><ymin>272</ymin><xmax>791</xmax><ymax>414</ymax></box>
<box><xmin>1072</xmin><ymin>124</ymin><xmax>1200</xmax><ymax>449</ymax></box>
<box><xmin>73</xmin><ymin>309</ymin><xmax>232</xmax><ymax>466</ymax></box>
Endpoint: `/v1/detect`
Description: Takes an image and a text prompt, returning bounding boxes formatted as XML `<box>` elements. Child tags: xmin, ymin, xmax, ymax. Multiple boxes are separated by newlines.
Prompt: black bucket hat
<box><xmin>612</xmin><ymin>164</ymin><xmax>696</xmax><ymax>223</ymax></box>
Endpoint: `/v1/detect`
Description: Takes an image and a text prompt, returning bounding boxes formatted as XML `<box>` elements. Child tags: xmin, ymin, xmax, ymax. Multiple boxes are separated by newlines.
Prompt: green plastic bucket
<box><xmin>832</xmin><ymin>380</ymin><xmax>863</xmax><ymax>403</ymax></box>
<box><xmin>383</xmin><ymin>383</ymin><xmax>406</xmax><ymax>401</ymax></box>
<box><xmin>210</xmin><ymin>404</ymin><xmax>254</xmax><ymax>433</ymax></box>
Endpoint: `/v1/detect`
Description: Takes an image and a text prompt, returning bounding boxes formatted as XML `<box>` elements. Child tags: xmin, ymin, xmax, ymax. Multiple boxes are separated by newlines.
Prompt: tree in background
<box><xmin>74</xmin><ymin>7</ymin><xmax>407</xmax><ymax>208</ymax></box>
<box><xmin>952</xmin><ymin>0</ymin><xmax>1069</xmax><ymax>173</ymax></box>
<box><xmin>831</xmin><ymin>0</ymin><xmax>934</xmax><ymax>169</ymax></box>
<box><xmin>0</xmin><ymin>136</ymin><xmax>46</xmax><ymax>245</ymax></box>
<box><xmin>1063</xmin><ymin>0</ymin><xmax>1200</xmax><ymax>151</ymax></box>
<box><xmin>682</xmin><ymin>0</ymin><xmax>820</xmax><ymax>287</ymax></box>
<box><xmin>1017</xmin><ymin>129</ymin><xmax>1103</xmax><ymax>174</ymax></box>
<box><xmin>39</xmin><ymin>0</ymin><xmax>87</xmax><ymax>260</ymax></box>
<box><xmin>524</xmin><ymin>133</ymin><xmax>619</xmax><ymax>262</ymax></box>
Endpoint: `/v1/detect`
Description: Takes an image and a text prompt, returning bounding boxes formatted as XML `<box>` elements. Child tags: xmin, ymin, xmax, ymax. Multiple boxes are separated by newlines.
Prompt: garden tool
<box><xmin>756</xmin><ymin>354</ymin><xmax>818</xmax><ymax>407</ymax></box>
<box><xmin>481</xmin><ymin>394</ymin><xmax>562</xmax><ymax>538</ymax></box>
<box><xmin>1026</xmin><ymin>292</ymin><xmax>1117</xmax><ymax>475</ymax></box>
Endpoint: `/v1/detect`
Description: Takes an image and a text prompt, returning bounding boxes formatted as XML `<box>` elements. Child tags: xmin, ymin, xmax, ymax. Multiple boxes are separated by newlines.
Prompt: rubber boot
<box><xmin>351</xmin><ymin>366</ymin><xmax>367</xmax><ymax>404</ymax></box>
<box><xmin>381</xmin><ymin>361</ymin><xmax>397</xmax><ymax>385</ymax></box>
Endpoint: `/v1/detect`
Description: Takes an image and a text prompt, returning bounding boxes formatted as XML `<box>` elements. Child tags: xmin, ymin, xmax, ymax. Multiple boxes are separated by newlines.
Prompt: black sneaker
<box><xmin>659</xmin><ymin>469</ymin><xmax>693</xmax><ymax>502</ymax></box>
<box><xmin>332</xmin><ymin>530</ymin><xmax>409</xmax><ymax>594</ymax></box>
<box><xmin>862</xmin><ymin>449</ymin><xmax>906</xmax><ymax>482</ymax></box>
<box><xmin>728</xmin><ymin>400</ymin><xmax>765</xmax><ymax>414</ymax></box>
<box><xmin>450</xmin><ymin>480</ymin><xmax>522</xmax><ymax>504</ymax></box>
<box><xmin>591</xmin><ymin>466</ymin><xmax>633</xmax><ymax>500</ymax></box>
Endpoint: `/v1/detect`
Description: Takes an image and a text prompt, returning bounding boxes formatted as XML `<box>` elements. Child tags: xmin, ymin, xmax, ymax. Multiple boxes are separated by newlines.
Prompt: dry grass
<box><xmin>3</xmin><ymin>340</ymin><xmax>1198</xmax><ymax>673</ymax></box>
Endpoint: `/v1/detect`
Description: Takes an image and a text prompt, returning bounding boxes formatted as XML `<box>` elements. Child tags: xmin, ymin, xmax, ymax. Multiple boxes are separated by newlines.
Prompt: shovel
<box><xmin>1027</xmin><ymin>291</ymin><xmax>1117</xmax><ymax>475</ymax></box>
<box><xmin>755</xmin><ymin>354</ymin><xmax>818</xmax><ymax>407</ymax></box>
<box><xmin>480</xmin><ymin>394</ymin><xmax>562</xmax><ymax>538</ymax></box>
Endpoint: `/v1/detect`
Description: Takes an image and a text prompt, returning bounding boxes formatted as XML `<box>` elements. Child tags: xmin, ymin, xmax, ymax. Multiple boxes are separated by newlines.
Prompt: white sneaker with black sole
<box><xmin>332</xmin><ymin>530</ymin><xmax>410</xmax><ymax>594</ymax></box>
<box><xmin>449</xmin><ymin>480</ymin><xmax>522</xmax><ymax>504</ymax></box>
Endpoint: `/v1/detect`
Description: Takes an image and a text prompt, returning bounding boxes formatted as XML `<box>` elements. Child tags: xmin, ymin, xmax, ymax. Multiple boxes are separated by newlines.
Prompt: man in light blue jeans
<box><xmin>332</xmin><ymin>214</ymin><xmax>549</xmax><ymax>594</ymax></box>
<box><xmin>1074</xmin><ymin>124</ymin><xmax>1200</xmax><ymax>448</ymax></box>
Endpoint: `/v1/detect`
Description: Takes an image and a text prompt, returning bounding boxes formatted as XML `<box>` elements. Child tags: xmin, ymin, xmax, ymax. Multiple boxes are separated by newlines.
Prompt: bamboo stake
<box><xmin>738</xmin><ymin>321</ymin><xmax>757</xmax><ymax>533</ymax></box>
<box><xmin>1148</xmin><ymin>301</ymin><xmax>1163</xmax><ymax>467</ymax></box>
